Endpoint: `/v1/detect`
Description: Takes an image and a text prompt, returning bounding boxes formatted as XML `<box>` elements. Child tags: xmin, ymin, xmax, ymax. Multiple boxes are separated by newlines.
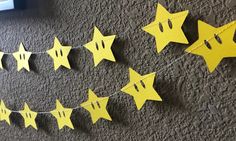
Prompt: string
<box><xmin>8</xmin><ymin>20</ymin><xmax>235</xmax><ymax>114</ymax></box>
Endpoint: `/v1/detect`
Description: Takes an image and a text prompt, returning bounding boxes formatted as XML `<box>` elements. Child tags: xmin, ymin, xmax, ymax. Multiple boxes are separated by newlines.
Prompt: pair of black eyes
<box><xmin>134</xmin><ymin>80</ymin><xmax>146</xmax><ymax>92</ymax></box>
<box><xmin>95</xmin><ymin>40</ymin><xmax>105</xmax><ymax>50</ymax></box>
<box><xmin>204</xmin><ymin>34</ymin><xmax>223</xmax><ymax>50</ymax></box>
<box><xmin>1</xmin><ymin>108</ymin><xmax>6</xmax><ymax>114</ymax></box>
<box><xmin>55</xmin><ymin>50</ymin><xmax>63</xmax><ymax>57</ymax></box>
<box><xmin>91</xmin><ymin>101</ymin><xmax>101</xmax><ymax>110</ymax></box>
<box><xmin>58</xmin><ymin>111</ymin><xmax>66</xmax><ymax>118</ymax></box>
<box><xmin>159</xmin><ymin>19</ymin><xmax>173</xmax><ymax>32</ymax></box>
<box><xmin>25</xmin><ymin>113</ymin><xmax>32</xmax><ymax>118</ymax></box>
<box><xmin>19</xmin><ymin>54</ymin><xmax>26</xmax><ymax>60</ymax></box>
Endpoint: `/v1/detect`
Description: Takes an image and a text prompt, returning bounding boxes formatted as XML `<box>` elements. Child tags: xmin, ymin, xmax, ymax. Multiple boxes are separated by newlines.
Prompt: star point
<box><xmin>142</xmin><ymin>3</ymin><xmax>189</xmax><ymax>53</ymax></box>
<box><xmin>185</xmin><ymin>20</ymin><xmax>236</xmax><ymax>72</ymax></box>
<box><xmin>19</xmin><ymin>103</ymin><xmax>38</xmax><ymax>130</ymax></box>
<box><xmin>0</xmin><ymin>100</ymin><xmax>11</xmax><ymax>125</ymax></box>
<box><xmin>50</xmin><ymin>100</ymin><xmax>74</xmax><ymax>130</ymax></box>
<box><xmin>84</xmin><ymin>26</ymin><xmax>116</xmax><ymax>67</ymax></box>
<box><xmin>81</xmin><ymin>89</ymin><xmax>112</xmax><ymax>124</ymax></box>
<box><xmin>121</xmin><ymin>68</ymin><xmax>162</xmax><ymax>110</ymax></box>
<box><xmin>13</xmin><ymin>43</ymin><xmax>32</xmax><ymax>71</ymax></box>
<box><xmin>47</xmin><ymin>37</ymin><xmax>72</xmax><ymax>70</ymax></box>
<box><xmin>0</xmin><ymin>51</ymin><xmax>4</xmax><ymax>69</ymax></box>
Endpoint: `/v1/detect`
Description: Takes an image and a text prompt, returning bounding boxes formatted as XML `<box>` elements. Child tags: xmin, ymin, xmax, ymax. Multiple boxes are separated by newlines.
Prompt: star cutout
<box><xmin>185</xmin><ymin>20</ymin><xmax>236</xmax><ymax>72</ymax></box>
<box><xmin>47</xmin><ymin>37</ymin><xmax>72</xmax><ymax>70</ymax></box>
<box><xmin>81</xmin><ymin>89</ymin><xmax>112</xmax><ymax>124</ymax></box>
<box><xmin>0</xmin><ymin>100</ymin><xmax>11</xmax><ymax>125</ymax></box>
<box><xmin>50</xmin><ymin>100</ymin><xmax>74</xmax><ymax>129</ymax></box>
<box><xmin>121</xmin><ymin>68</ymin><xmax>162</xmax><ymax>110</ymax></box>
<box><xmin>13</xmin><ymin>43</ymin><xmax>32</xmax><ymax>71</ymax></box>
<box><xmin>142</xmin><ymin>3</ymin><xmax>189</xmax><ymax>53</ymax></box>
<box><xmin>19</xmin><ymin>103</ymin><xmax>38</xmax><ymax>130</ymax></box>
<box><xmin>0</xmin><ymin>51</ymin><xmax>4</xmax><ymax>69</ymax></box>
<box><xmin>84</xmin><ymin>26</ymin><xmax>116</xmax><ymax>67</ymax></box>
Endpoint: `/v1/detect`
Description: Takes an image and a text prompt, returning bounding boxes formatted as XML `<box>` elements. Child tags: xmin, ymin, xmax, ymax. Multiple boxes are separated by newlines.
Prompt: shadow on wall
<box><xmin>0</xmin><ymin>0</ymin><xmax>55</xmax><ymax>19</ymax></box>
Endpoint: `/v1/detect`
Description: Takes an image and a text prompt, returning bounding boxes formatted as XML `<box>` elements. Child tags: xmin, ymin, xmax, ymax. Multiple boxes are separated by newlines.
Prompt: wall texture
<box><xmin>0</xmin><ymin>0</ymin><xmax>235</xmax><ymax>140</ymax></box>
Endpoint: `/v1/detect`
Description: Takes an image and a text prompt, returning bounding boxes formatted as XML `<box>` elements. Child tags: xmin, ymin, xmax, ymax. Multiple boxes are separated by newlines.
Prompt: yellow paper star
<box><xmin>0</xmin><ymin>51</ymin><xmax>4</xmax><ymax>69</ymax></box>
<box><xmin>121</xmin><ymin>68</ymin><xmax>162</xmax><ymax>110</ymax></box>
<box><xmin>50</xmin><ymin>100</ymin><xmax>74</xmax><ymax>129</ymax></box>
<box><xmin>0</xmin><ymin>100</ymin><xmax>11</xmax><ymax>125</ymax></box>
<box><xmin>142</xmin><ymin>3</ymin><xmax>189</xmax><ymax>53</ymax></box>
<box><xmin>81</xmin><ymin>89</ymin><xmax>112</xmax><ymax>124</ymax></box>
<box><xmin>19</xmin><ymin>103</ymin><xmax>38</xmax><ymax>130</ymax></box>
<box><xmin>47</xmin><ymin>37</ymin><xmax>72</xmax><ymax>70</ymax></box>
<box><xmin>84</xmin><ymin>26</ymin><xmax>116</xmax><ymax>67</ymax></box>
<box><xmin>13</xmin><ymin>43</ymin><xmax>32</xmax><ymax>71</ymax></box>
<box><xmin>185</xmin><ymin>20</ymin><xmax>236</xmax><ymax>72</ymax></box>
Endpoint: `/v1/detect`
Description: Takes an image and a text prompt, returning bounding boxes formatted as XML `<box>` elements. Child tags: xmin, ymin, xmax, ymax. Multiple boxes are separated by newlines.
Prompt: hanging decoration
<box><xmin>142</xmin><ymin>3</ymin><xmax>189</xmax><ymax>53</ymax></box>
<box><xmin>19</xmin><ymin>103</ymin><xmax>38</xmax><ymax>130</ymax></box>
<box><xmin>84</xmin><ymin>26</ymin><xmax>116</xmax><ymax>67</ymax></box>
<box><xmin>50</xmin><ymin>100</ymin><xmax>74</xmax><ymax>130</ymax></box>
<box><xmin>80</xmin><ymin>89</ymin><xmax>112</xmax><ymax>124</ymax></box>
<box><xmin>185</xmin><ymin>20</ymin><xmax>236</xmax><ymax>72</ymax></box>
<box><xmin>47</xmin><ymin>37</ymin><xmax>72</xmax><ymax>70</ymax></box>
<box><xmin>12</xmin><ymin>43</ymin><xmax>32</xmax><ymax>72</ymax></box>
<box><xmin>0</xmin><ymin>100</ymin><xmax>11</xmax><ymax>125</ymax></box>
<box><xmin>121</xmin><ymin>68</ymin><xmax>162</xmax><ymax>110</ymax></box>
<box><xmin>0</xmin><ymin>2</ymin><xmax>235</xmax><ymax>131</ymax></box>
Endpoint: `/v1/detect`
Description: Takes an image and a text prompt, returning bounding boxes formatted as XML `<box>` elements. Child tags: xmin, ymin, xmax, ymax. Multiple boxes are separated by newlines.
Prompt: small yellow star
<box><xmin>0</xmin><ymin>100</ymin><xmax>11</xmax><ymax>125</ymax></box>
<box><xmin>185</xmin><ymin>20</ymin><xmax>236</xmax><ymax>72</ymax></box>
<box><xmin>121</xmin><ymin>68</ymin><xmax>162</xmax><ymax>110</ymax></box>
<box><xmin>81</xmin><ymin>89</ymin><xmax>112</xmax><ymax>124</ymax></box>
<box><xmin>50</xmin><ymin>100</ymin><xmax>74</xmax><ymax>129</ymax></box>
<box><xmin>142</xmin><ymin>3</ymin><xmax>189</xmax><ymax>53</ymax></box>
<box><xmin>47</xmin><ymin>37</ymin><xmax>72</xmax><ymax>70</ymax></box>
<box><xmin>19</xmin><ymin>103</ymin><xmax>38</xmax><ymax>130</ymax></box>
<box><xmin>84</xmin><ymin>26</ymin><xmax>116</xmax><ymax>67</ymax></box>
<box><xmin>0</xmin><ymin>51</ymin><xmax>4</xmax><ymax>69</ymax></box>
<box><xmin>13</xmin><ymin>43</ymin><xmax>32</xmax><ymax>71</ymax></box>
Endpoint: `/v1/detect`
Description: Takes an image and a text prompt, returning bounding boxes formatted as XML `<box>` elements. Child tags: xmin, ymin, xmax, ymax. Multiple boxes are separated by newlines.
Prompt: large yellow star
<box><xmin>121</xmin><ymin>68</ymin><xmax>162</xmax><ymax>110</ymax></box>
<box><xmin>50</xmin><ymin>100</ymin><xmax>74</xmax><ymax>129</ymax></box>
<box><xmin>0</xmin><ymin>51</ymin><xmax>4</xmax><ymax>69</ymax></box>
<box><xmin>13</xmin><ymin>43</ymin><xmax>32</xmax><ymax>71</ymax></box>
<box><xmin>84</xmin><ymin>26</ymin><xmax>116</xmax><ymax>67</ymax></box>
<box><xmin>81</xmin><ymin>89</ymin><xmax>112</xmax><ymax>124</ymax></box>
<box><xmin>47</xmin><ymin>37</ymin><xmax>72</xmax><ymax>70</ymax></box>
<box><xmin>142</xmin><ymin>3</ymin><xmax>189</xmax><ymax>53</ymax></box>
<box><xmin>19</xmin><ymin>103</ymin><xmax>38</xmax><ymax>130</ymax></box>
<box><xmin>0</xmin><ymin>100</ymin><xmax>11</xmax><ymax>125</ymax></box>
<box><xmin>186</xmin><ymin>20</ymin><xmax>236</xmax><ymax>73</ymax></box>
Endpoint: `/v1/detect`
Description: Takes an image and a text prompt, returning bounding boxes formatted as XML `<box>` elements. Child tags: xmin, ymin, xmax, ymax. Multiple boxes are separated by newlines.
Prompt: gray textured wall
<box><xmin>0</xmin><ymin>0</ymin><xmax>235</xmax><ymax>140</ymax></box>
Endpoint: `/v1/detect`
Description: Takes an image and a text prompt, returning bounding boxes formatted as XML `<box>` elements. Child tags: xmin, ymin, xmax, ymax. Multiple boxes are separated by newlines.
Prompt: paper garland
<box><xmin>0</xmin><ymin>3</ymin><xmax>235</xmax><ymax>130</ymax></box>
<box><xmin>0</xmin><ymin>69</ymin><xmax>161</xmax><ymax>130</ymax></box>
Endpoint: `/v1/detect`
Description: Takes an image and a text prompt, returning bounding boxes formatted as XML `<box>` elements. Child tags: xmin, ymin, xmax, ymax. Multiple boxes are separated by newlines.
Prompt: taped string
<box><xmin>7</xmin><ymin>21</ymin><xmax>236</xmax><ymax>114</ymax></box>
